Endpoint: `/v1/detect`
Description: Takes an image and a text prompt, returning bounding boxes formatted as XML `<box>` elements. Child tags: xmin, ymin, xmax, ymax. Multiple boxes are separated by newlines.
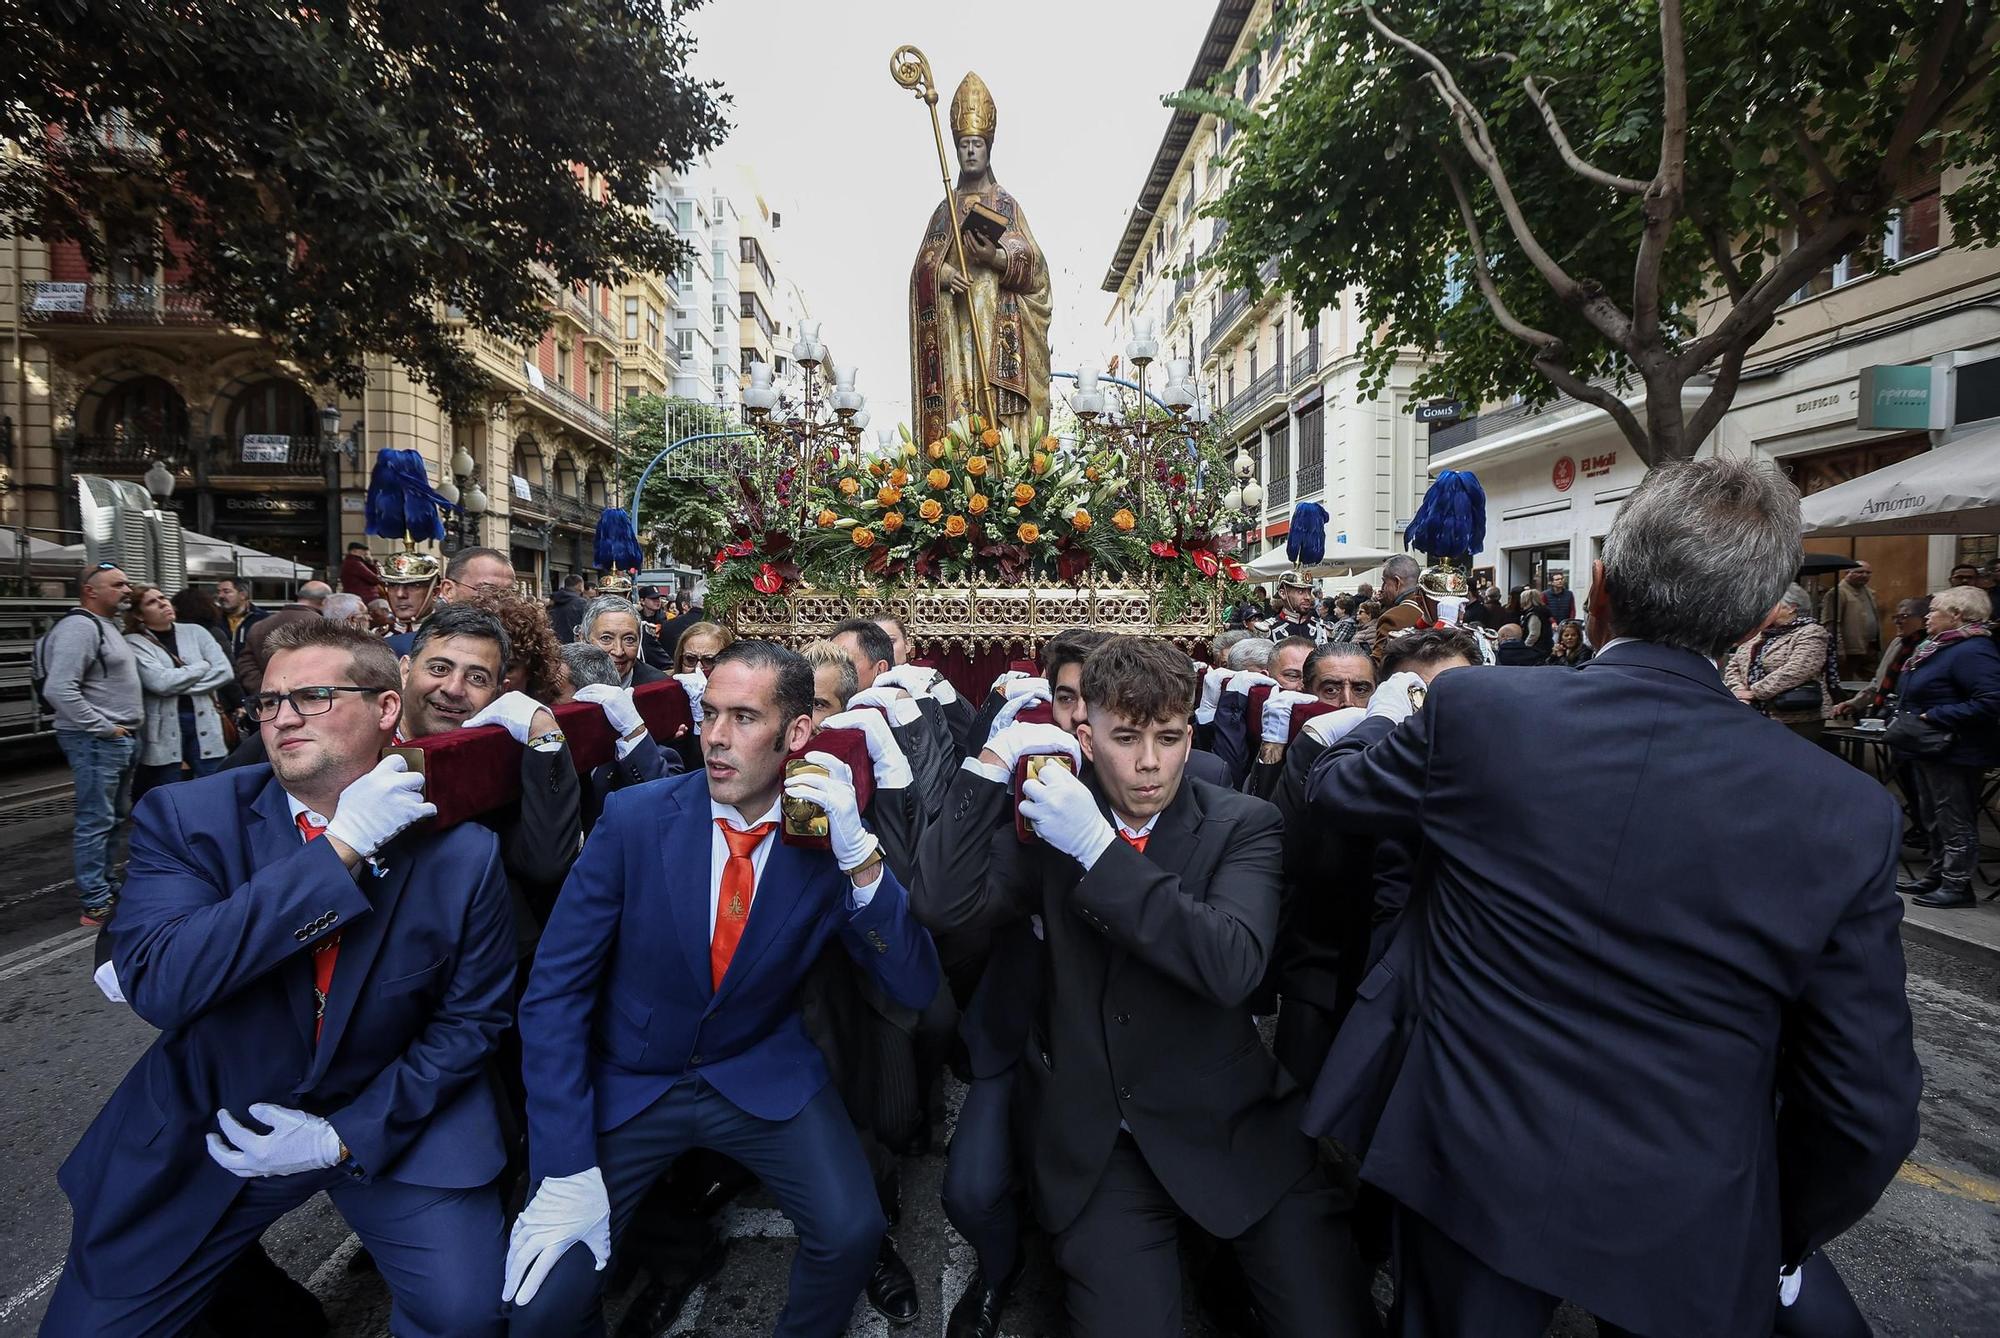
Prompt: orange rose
<box><xmin>876</xmin><ymin>484</ymin><xmax>902</xmax><ymax>506</ymax></box>
<box><xmin>816</xmin><ymin>508</ymin><xmax>837</xmax><ymax>528</ymax></box>
<box><xmin>980</xmin><ymin>428</ymin><xmax>1001</xmax><ymax>448</ymax></box>
<box><xmin>882</xmin><ymin>510</ymin><xmax>904</xmax><ymax>533</ymax></box>
<box><xmin>919</xmin><ymin>498</ymin><xmax>943</xmax><ymax>522</ymax></box>
<box><xmin>889</xmin><ymin>467</ymin><xmax>908</xmax><ymax>487</ymax></box>
<box><xmin>927</xmin><ymin>440</ymin><xmax>947</xmax><ymax>460</ymax></box>
<box><xmin>1085</xmin><ymin>466</ymin><xmax>1102</xmax><ymax>482</ymax></box>
<box><xmin>1042</xmin><ymin>435</ymin><xmax>1059</xmax><ymax>451</ymax></box>
<box><xmin>966</xmin><ymin>455</ymin><xmax>989</xmax><ymax>477</ymax></box>
<box><xmin>944</xmin><ymin>515</ymin><xmax>968</xmax><ymax>537</ymax></box>
<box><xmin>1017</xmin><ymin>523</ymin><xmax>1040</xmax><ymax>544</ymax></box>
<box><xmin>1013</xmin><ymin>483</ymin><xmax>1035</xmax><ymax>506</ymax></box>
<box><xmin>871</xmin><ymin>459</ymin><xmax>889</xmax><ymax>477</ymax></box>
<box><xmin>926</xmin><ymin>468</ymin><xmax>951</xmax><ymax>490</ymax></box>
<box><xmin>852</xmin><ymin>526</ymin><xmax>876</xmax><ymax>549</ymax></box>
<box><xmin>968</xmin><ymin>493</ymin><xmax>990</xmax><ymax>515</ymax></box>
<box><xmin>1071</xmin><ymin>508</ymin><xmax>1093</xmax><ymax>532</ymax></box>
<box><xmin>1112</xmin><ymin>508</ymin><xmax>1136</xmax><ymax>532</ymax></box>
<box><xmin>838</xmin><ymin>477</ymin><xmax>860</xmax><ymax>497</ymax></box>
<box><xmin>1031</xmin><ymin>452</ymin><xmax>1050</xmax><ymax>475</ymax></box>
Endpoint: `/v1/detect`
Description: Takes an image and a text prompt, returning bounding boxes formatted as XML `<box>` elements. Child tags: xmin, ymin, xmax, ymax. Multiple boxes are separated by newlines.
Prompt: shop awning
<box><xmin>1801</xmin><ymin>426</ymin><xmax>2000</xmax><ymax>536</ymax></box>
<box><xmin>1246</xmin><ymin>538</ymin><xmax>1396</xmax><ymax>579</ymax></box>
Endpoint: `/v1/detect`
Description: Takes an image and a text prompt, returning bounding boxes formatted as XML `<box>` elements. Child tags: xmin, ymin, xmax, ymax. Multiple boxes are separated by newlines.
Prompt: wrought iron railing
<box><xmin>23</xmin><ymin>280</ymin><xmax>212</xmax><ymax>325</ymax></box>
<box><xmin>527</xmin><ymin>378</ymin><xmax>614</xmax><ymax>440</ymax></box>
<box><xmin>60</xmin><ymin>433</ymin><xmax>334</xmax><ymax>479</ymax></box>
<box><xmin>1296</xmin><ymin>460</ymin><xmax>1324</xmax><ymax>496</ymax></box>
<box><xmin>1290</xmin><ymin>339</ymin><xmax>1319</xmax><ymax>384</ymax></box>
<box><xmin>1227</xmin><ymin>364</ymin><xmax>1287</xmax><ymax>415</ymax></box>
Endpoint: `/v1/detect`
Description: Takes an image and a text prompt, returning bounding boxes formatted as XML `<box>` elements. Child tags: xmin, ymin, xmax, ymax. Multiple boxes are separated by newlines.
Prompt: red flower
<box><xmin>1189</xmin><ymin>547</ymin><xmax>1219</xmax><ymax>578</ymax></box>
<box><xmin>751</xmin><ymin>563</ymin><xmax>784</xmax><ymax>595</ymax></box>
<box><xmin>1222</xmin><ymin>556</ymin><xmax>1247</xmax><ymax>582</ymax></box>
<box><xmin>1149</xmin><ymin>541</ymin><xmax>1179</xmax><ymax>559</ymax></box>
<box><xmin>1169</xmin><ymin>472</ymin><xmax>1187</xmax><ymax>489</ymax></box>
<box><xmin>712</xmin><ymin>541</ymin><xmax>753</xmax><ymax>571</ymax></box>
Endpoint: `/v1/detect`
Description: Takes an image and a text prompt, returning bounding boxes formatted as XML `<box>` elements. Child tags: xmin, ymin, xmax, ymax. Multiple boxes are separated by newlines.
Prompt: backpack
<box><xmin>31</xmin><ymin>608</ymin><xmax>109</xmax><ymax>714</ymax></box>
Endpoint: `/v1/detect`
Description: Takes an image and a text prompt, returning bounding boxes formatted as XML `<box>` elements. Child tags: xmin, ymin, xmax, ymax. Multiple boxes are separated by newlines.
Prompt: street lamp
<box><xmin>143</xmin><ymin>458</ymin><xmax>176</xmax><ymax>502</ymax></box>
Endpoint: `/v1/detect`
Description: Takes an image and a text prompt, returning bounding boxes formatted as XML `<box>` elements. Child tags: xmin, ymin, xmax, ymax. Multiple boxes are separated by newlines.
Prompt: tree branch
<box><xmin>1632</xmin><ymin>0</ymin><xmax>1688</xmax><ymax>343</ymax></box>
<box><xmin>1677</xmin><ymin>206</ymin><xmax>1866</xmax><ymax>376</ymax></box>
<box><xmin>1700</xmin><ymin>220</ymin><xmax>1748</xmax><ymax>302</ymax></box>
<box><xmin>1792</xmin><ymin>126</ymin><xmax>1841</xmax><ymax>200</ymax></box>
<box><xmin>1684</xmin><ymin>341</ymin><xmax>1751</xmax><ymax>449</ymax></box>
<box><xmin>1436</xmin><ymin>150</ymin><xmax>1563</xmax><ymax>350</ymax></box>
<box><xmin>1522</xmin><ymin>76</ymin><xmax>1648</xmax><ymax>193</ymax></box>
<box><xmin>1533</xmin><ymin>354</ymin><xmax>1653</xmax><ymax>461</ymax></box>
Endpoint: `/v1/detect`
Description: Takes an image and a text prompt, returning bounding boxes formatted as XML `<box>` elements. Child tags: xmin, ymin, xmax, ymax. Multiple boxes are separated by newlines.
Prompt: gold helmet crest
<box><xmin>950</xmin><ymin>72</ymin><xmax>997</xmax><ymax>140</ymax></box>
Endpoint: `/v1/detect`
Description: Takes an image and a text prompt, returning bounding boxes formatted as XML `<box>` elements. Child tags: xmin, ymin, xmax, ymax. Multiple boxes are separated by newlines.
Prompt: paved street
<box><xmin>2</xmin><ymin>825</ymin><xmax>1996</xmax><ymax>1336</ymax></box>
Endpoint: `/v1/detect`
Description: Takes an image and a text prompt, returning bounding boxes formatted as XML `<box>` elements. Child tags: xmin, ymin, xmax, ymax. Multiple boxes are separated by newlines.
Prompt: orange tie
<box><xmin>711</xmin><ymin>821</ymin><xmax>776</xmax><ymax>989</ymax></box>
<box><xmin>296</xmin><ymin>813</ymin><xmax>341</xmax><ymax>1042</ymax></box>
<box><xmin>1120</xmin><ymin>830</ymin><xmax>1150</xmax><ymax>854</ymax></box>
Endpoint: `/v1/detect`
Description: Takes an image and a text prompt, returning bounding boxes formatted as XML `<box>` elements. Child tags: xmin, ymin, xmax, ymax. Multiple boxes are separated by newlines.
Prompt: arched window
<box><xmin>584</xmin><ymin>465</ymin><xmax>607</xmax><ymax>507</ymax></box>
<box><xmin>512</xmin><ymin>441</ymin><xmax>544</xmax><ymax>486</ymax></box>
<box><xmin>553</xmin><ymin>453</ymin><xmax>579</xmax><ymax>497</ymax></box>
<box><xmin>93</xmin><ymin>376</ymin><xmax>189</xmax><ymax>442</ymax></box>
<box><xmin>222</xmin><ymin>377</ymin><xmax>318</xmax><ymax>441</ymax></box>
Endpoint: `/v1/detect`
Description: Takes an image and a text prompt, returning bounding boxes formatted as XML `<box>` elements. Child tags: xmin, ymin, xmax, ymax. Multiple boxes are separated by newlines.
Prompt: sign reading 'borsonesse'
<box><xmin>239</xmin><ymin>434</ymin><xmax>292</xmax><ymax>464</ymax></box>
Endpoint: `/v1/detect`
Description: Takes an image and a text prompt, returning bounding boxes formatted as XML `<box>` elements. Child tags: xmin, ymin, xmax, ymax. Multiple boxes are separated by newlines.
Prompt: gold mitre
<box><xmin>951</xmin><ymin>72</ymin><xmax>997</xmax><ymax>140</ymax></box>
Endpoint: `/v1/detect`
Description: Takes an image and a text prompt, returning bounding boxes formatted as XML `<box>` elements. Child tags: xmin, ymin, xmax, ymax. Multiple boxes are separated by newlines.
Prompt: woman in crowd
<box><xmin>1894</xmin><ymin>584</ymin><xmax>2000</xmax><ymax>909</ymax></box>
<box><xmin>1519</xmin><ymin>588</ymin><xmax>1554</xmax><ymax>662</ymax></box>
<box><xmin>576</xmin><ymin>595</ymin><xmax>657</xmax><ymax>686</ymax></box>
<box><xmin>1723</xmin><ymin>583</ymin><xmax>1837</xmax><ymax>742</ymax></box>
<box><xmin>123</xmin><ymin>584</ymin><xmax>234</xmax><ymax>798</ymax></box>
<box><xmin>1552</xmin><ymin>620</ymin><xmax>1593</xmax><ymax>667</ymax></box>
<box><xmin>474</xmin><ymin>588</ymin><xmax>567</xmax><ymax>702</ymax></box>
<box><xmin>1833</xmin><ymin>596</ymin><xmax>1931</xmax><ymax>720</ymax></box>
<box><xmin>672</xmin><ymin>619</ymin><xmax>734</xmax><ymax>676</ymax></box>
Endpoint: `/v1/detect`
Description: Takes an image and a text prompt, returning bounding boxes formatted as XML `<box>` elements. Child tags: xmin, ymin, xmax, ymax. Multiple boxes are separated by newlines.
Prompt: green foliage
<box><xmin>613</xmin><ymin>394</ymin><xmax>747</xmax><ymax>569</ymax></box>
<box><xmin>1179</xmin><ymin>0</ymin><xmax>1999</xmax><ymax>455</ymax></box>
<box><xmin>2</xmin><ymin>1</ymin><xmax>730</xmax><ymax>414</ymax></box>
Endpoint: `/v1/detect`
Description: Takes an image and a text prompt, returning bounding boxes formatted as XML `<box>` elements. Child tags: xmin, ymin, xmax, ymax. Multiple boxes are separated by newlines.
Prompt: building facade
<box><xmin>1429</xmin><ymin>160</ymin><xmax>1999</xmax><ymax>619</ymax></box>
<box><xmin>1101</xmin><ymin>0</ymin><xmax>1432</xmax><ymax>568</ymax></box>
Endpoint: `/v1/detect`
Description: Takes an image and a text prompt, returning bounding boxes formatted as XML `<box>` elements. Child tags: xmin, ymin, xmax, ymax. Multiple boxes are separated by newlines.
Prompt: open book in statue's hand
<box><xmin>960</xmin><ymin>200</ymin><xmax>1008</xmax><ymax>249</ymax></box>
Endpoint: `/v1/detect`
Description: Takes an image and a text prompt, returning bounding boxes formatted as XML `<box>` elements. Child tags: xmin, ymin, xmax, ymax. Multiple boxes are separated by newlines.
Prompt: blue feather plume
<box><xmin>1286</xmin><ymin>501</ymin><xmax>1329</xmax><ymax>565</ymax></box>
<box><xmin>594</xmin><ymin>507</ymin><xmax>643</xmax><ymax>571</ymax></box>
<box><xmin>364</xmin><ymin>448</ymin><xmax>453</xmax><ymax>544</ymax></box>
<box><xmin>1404</xmin><ymin>470</ymin><xmax>1486</xmax><ymax>561</ymax></box>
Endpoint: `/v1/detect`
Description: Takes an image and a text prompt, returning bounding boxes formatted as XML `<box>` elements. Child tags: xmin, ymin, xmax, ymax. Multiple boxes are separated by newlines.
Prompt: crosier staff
<box><xmin>889</xmin><ymin>43</ymin><xmax>997</xmax><ymax>432</ymax></box>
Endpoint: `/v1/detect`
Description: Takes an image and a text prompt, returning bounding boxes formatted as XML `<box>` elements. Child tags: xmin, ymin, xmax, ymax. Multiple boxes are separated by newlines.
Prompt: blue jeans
<box><xmin>56</xmin><ymin>729</ymin><xmax>138</xmax><ymax>911</ymax></box>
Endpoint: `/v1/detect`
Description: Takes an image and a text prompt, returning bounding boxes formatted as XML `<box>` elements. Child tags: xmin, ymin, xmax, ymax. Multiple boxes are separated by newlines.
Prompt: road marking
<box><xmin>0</xmin><ymin>876</ymin><xmax>77</xmax><ymax>912</ymax></box>
<box><xmin>1898</xmin><ymin>1158</ymin><xmax>2000</xmax><ymax>1205</ymax></box>
<box><xmin>0</xmin><ymin>1264</ymin><xmax>64</xmax><ymax>1324</ymax></box>
<box><xmin>0</xmin><ymin>926</ymin><xmax>95</xmax><ymax>983</ymax></box>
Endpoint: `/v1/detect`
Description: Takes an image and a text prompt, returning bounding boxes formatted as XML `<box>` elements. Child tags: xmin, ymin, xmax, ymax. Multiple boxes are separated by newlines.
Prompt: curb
<box><xmin>1899</xmin><ymin>910</ymin><xmax>2000</xmax><ymax>968</ymax></box>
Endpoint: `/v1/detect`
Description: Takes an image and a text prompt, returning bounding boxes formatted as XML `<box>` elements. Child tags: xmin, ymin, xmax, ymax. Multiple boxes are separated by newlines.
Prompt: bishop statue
<box><xmin>908</xmin><ymin>72</ymin><xmax>1052</xmax><ymax>447</ymax></box>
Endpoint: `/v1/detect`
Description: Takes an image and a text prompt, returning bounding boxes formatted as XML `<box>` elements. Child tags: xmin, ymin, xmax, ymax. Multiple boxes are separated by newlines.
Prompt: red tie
<box><xmin>711</xmin><ymin>821</ymin><xmax>776</xmax><ymax>989</ymax></box>
<box><xmin>1120</xmin><ymin>830</ymin><xmax>1150</xmax><ymax>854</ymax></box>
<box><xmin>296</xmin><ymin>813</ymin><xmax>341</xmax><ymax>1042</ymax></box>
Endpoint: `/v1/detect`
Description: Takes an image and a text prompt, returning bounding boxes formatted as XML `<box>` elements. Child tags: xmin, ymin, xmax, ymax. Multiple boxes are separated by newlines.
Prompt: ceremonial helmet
<box><xmin>377</xmin><ymin>550</ymin><xmax>441</xmax><ymax>585</ymax></box>
<box><xmin>597</xmin><ymin>571</ymin><xmax>635</xmax><ymax>597</ymax></box>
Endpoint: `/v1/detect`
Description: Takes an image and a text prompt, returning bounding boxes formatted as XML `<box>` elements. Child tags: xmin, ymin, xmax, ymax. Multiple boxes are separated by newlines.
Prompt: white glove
<box><xmin>1365</xmin><ymin>671</ymin><xmax>1428</xmax><ymax>728</ymax></box>
<box><xmin>573</xmin><ymin>683</ymin><xmax>642</xmax><ymax>736</ymax></box>
<box><xmin>1261</xmin><ymin>690</ymin><xmax>1318</xmax><ymax>745</ymax></box>
<box><xmin>876</xmin><ymin>664</ymin><xmax>939</xmax><ymax>698</ymax></box>
<box><xmin>989</xmin><ymin>669</ymin><xmax>1031</xmax><ymax>696</ymax></box>
<box><xmin>987</xmin><ymin>680</ymin><xmax>1052</xmax><ymax>738</ymax></box>
<box><xmin>94</xmin><ymin>958</ymin><xmax>126</xmax><ymax>1004</ymax></box>
<box><xmin>672</xmin><ymin>670</ymin><xmax>706</xmax><ymax>726</ymax></box>
<box><xmin>847</xmin><ymin>684</ymin><xmax>908</xmax><ymax>713</ymax></box>
<box><xmin>983</xmin><ymin>721</ymin><xmax>1083</xmax><ymax>773</ymax></box>
<box><xmin>324</xmin><ymin>754</ymin><xmax>435</xmax><ymax>860</ymax></box>
<box><xmin>206</xmin><ymin>1103</ymin><xmax>343</xmax><ymax>1178</ymax></box>
<box><xmin>821</xmin><ymin>709</ymin><xmax>914</xmax><ymax>790</ymax></box>
<box><xmin>1197</xmin><ymin>665</ymin><xmax>1232</xmax><ymax>721</ymax></box>
<box><xmin>786</xmin><ymin>751</ymin><xmax>880</xmax><ymax>873</ymax></box>
<box><xmin>464</xmin><ymin>690</ymin><xmax>552</xmax><ymax>744</ymax></box>
<box><xmin>1302</xmin><ymin>705</ymin><xmax>1367</xmax><ymax>748</ymax></box>
<box><xmin>1018</xmin><ymin>759</ymin><xmax>1116</xmax><ymax>868</ymax></box>
<box><xmin>1224</xmin><ymin>671</ymin><xmax>1278</xmax><ymax>698</ymax></box>
<box><xmin>503</xmin><ymin>1167</ymin><xmax>612</xmax><ymax>1307</ymax></box>
<box><xmin>927</xmin><ymin>674</ymin><xmax>959</xmax><ymax>705</ymax></box>
<box><xmin>1779</xmin><ymin>1265</ymin><xmax>1802</xmax><ymax>1307</ymax></box>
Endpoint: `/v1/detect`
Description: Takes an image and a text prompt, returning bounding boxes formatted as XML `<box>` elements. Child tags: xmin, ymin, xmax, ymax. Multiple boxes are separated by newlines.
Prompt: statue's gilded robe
<box><xmin>909</xmin><ymin>182</ymin><xmax>1051</xmax><ymax>447</ymax></box>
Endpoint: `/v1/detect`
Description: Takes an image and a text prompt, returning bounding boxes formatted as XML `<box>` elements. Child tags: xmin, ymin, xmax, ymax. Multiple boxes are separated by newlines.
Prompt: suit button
<box><xmin>690</xmin><ymin>1054</ymin><xmax>703</xmax><ymax>1066</ymax></box>
<box><xmin>1118</xmin><ymin>1085</ymin><xmax>1132</xmax><ymax>1100</ymax></box>
<box><xmin>1115</xmin><ymin>1013</ymin><xmax>1130</xmax><ymax>1025</ymax></box>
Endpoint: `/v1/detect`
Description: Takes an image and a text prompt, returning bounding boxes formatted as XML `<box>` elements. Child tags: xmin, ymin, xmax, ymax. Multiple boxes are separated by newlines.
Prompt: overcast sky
<box><xmin>684</xmin><ymin>0</ymin><xmax>1219</xmax><ymax>433</ymax></box>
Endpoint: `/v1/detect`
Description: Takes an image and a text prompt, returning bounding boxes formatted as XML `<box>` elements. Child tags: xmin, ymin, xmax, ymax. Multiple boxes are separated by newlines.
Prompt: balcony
<box><xmin>515</xmin><ymin>480</ymin><xmax>603</xmax><ymax>530</ymax></box>
<box><xmin>61</xmin><ymin>432</ymin><xmax>334</xmax><ymax>480</ymax></box>
<box><xmin>1296</xmin><ymin>459</ymin><xmax>1324</xmax><ymax>497</ymax></box>
<box><xmin>23</xmin><ymin>280</ymin><xmax>212</xmax><ymax>326</ymax></box>
<box><xmin>1290</xmin><ymin>338</ymin><xmax>1319</xmax><ymax>384</ymax></box>
<box><xmin>1265</xmin><ymin>472</ymin><xmax>1291</xmax><ymax>512</ymax></box>
<box><xmin>1226</xmin><ymin>363</ymin><xmax>1287</xmax><ymax>417</ymax></box>
<box><xmin>526</xmin><ymin>378</ymin><xmax>614</xmax><ymax>441</ymax></box>
<box><xmin>621</xmin><ymin>339</ymin><xmax>670</xmax><ymax>379</ymax></box>
<box><xmin>560</xmin><ymin>287</ymin><xmax>619</xmax><ymax>343</ymax></box>
<box><xmin>1173</xmin><ymin>270</ymin><xmax>1196</xmax><ymax>304</ymax></box>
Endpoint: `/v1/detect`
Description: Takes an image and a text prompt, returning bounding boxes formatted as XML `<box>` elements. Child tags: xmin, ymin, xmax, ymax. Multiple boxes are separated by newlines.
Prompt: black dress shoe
<box><xmin>946</xmin><ymin>1260</ymin><xmax>1023</xmax><ymax>1338</ymax></box>
<box><xmin>1913</xmin><ymin>887</ymin><xmax>1977</xmax><ymax>909</ymax></box>
<box><xmin>867</xmin><ymin>1237</ymin><xmax>920</xmax><ymax>1325</ymax></box>
<box><xmin>615</xmin><ymin>1237</ymin><xmax>730</xmax><ymax>1338</ymax></box>
<box><xmin>1897</xmin><ymin>878</ymin><xmax>1942</xmax><ymax>896</ymax></box>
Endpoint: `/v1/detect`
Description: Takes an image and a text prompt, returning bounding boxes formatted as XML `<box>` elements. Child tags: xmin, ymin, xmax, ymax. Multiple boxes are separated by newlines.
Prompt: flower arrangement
<box><xmin>706</xmin><ymin>412</ymin><xmax>1247</xmax><ymax>621</ymax></box>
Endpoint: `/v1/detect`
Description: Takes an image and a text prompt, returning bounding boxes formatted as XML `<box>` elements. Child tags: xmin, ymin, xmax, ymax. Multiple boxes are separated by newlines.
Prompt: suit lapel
<box><xmin>711</xmin><ymin>834</ymin><xmax>817</xmax><ymax>1012</ymax></box>
<box><xmin>661</xmin><ymin>776</ymin><xmax>720</xmax><ymax>997</ymax></box>
<box><xmin>248</xmin><ymin>776</ymin><xmax>318</xmax><ymax>1050</ymax></box>
<box><xmin>299</xmin><ymin>851</ymin><xmax>414</xmax><ymax>1087</ymax></box>
<box><xmin>1135</xmin><ymin>778</ymin><xmax>1206</xmax><ymax>880</ymax></box>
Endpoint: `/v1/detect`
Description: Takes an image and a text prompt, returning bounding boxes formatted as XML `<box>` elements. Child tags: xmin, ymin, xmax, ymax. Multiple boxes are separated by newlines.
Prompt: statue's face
<box><xmin>955</xmin><ymin>135</ymin><xmax>990</xmax><ymax>176</ymax></box>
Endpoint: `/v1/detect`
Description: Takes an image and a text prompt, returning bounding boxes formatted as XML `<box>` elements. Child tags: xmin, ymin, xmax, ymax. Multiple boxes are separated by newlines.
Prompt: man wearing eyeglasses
<box><xmin>45</xmin><ymin>619</ymin><xmax>517</xmax><ymax>1338</ymax></box>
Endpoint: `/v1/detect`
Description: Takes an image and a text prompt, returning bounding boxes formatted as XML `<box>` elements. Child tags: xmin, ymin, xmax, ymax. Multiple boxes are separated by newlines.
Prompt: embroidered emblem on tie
<box><xmin>711</xmin><ymin>820</ymin><xmax>776</xmax><ymax>989</ymax></box>
<box><xmin>295</xmin><ymin>813</ymin><xmax>342</xmax><ymax>1039</ymax></box>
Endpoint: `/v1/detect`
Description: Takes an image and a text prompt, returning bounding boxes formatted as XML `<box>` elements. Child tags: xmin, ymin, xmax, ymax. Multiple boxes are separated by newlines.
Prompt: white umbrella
<box><xmin>1246</xmin><ymin>538</ymin><xmax>1396</xmax><ymax>579</ymax></box>
<box><xmin>1801</xmin><ymin>425</ymin><xmax>2000</xmax><ymax>536</ymax></box>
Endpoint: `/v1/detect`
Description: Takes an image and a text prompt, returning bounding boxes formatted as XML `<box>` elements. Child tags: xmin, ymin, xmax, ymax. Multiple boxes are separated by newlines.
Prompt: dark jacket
<box><xmin>1494</xmin><ymin>638</ymin><xmax>1541</xmax><ymax>666</ymax></box>
<box><xmin>915</xmin><ymin>767</ymin><xmax>1314</xmax><ymax>1239</ymax></box>
<box><xmin>235</xmin><ymin>604</ymin><xmax>323</xmax><ymax>695</ymax></box>
<box><xmin>1301</xmin><ymin>642</ymin><xmax>1920</xmax><ymax>1337</ymax></box>
<box><xmin>549</xmin><ymin>588</ymin><xmax>589</xmax><ymax>646</ymax></box>
<box><xmin>1898</xmin><ymin>632</ymin><xmax>2000</xmax><ymax>769</ymax></box>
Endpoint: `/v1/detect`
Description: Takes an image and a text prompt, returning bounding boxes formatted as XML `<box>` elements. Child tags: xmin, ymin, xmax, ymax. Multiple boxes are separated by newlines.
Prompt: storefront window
<box><xmin>1506</xmin><ymin>543</ymin><xmax>1571</xmax><ymax>595</ymax></box>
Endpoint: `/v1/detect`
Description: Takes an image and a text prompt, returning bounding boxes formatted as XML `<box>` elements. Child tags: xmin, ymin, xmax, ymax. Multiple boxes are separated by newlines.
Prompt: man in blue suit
<box><xmin>1303</xmin><ymin>459</ymin><xmax>1922</xmax><ymax>1336</ymax></box>
<box><xmin>44</xmin><ymin>619</ymin><xmax>518</xmax><ymax>1338</ymax></box>
<box><xmin>505</xmin><ymin>639</ymin><xmax>940</xmax><ymax>1337</ymax></box>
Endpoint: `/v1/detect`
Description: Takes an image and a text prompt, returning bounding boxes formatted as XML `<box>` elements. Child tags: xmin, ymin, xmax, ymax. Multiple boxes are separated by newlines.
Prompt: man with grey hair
<box><xmin>1358</xmin><ymin>554</ymin><xmax>1427</xmax><ymax>654</ymax></box>
<box><xmin>1302</xmin><ymin>459</ymin><xmax>1919</xmax><ymax>1337</ymax></box>
<box><xmin>321</xmin><ymin>592</ymin><xmax>371</xmax><ymax>631</ymax></box>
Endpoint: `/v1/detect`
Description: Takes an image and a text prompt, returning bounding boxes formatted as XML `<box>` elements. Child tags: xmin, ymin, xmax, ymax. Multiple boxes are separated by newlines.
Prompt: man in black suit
<box><xmin>917</xmin><ymin>635</ymin><xmax>1376</xmax><ymax>1338</ymax></box>
<box><xmin>1303</xmin><ymin>459</ymin><xmax>1921</xmax><ymax>1336</ymax></box>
